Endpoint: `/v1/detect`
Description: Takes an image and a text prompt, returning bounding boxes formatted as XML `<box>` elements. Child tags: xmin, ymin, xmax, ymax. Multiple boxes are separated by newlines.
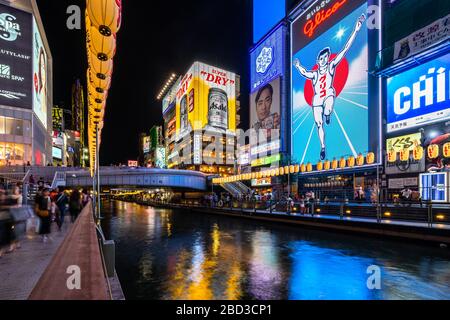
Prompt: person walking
<box><xmin>7</xmin><ymin>186</ymin><xmax>25</xmax><ymax>252</ymax></box>
<box><xmin>36</xmin><ymin>188</ymin><xmax>52</xmax><ymax>243</ymax></box>
<box><xmin>69</xmin><ymin>190</ymin><xmax>82</xmax><ymax>223</ymax></box>
<box><xmin>54</xmin><ymin>188</ymin><xmax>68</xmax><ymax>230</ymax></box>
<box><xmin>81</xmin><ymin>189</ymin><xmax>91</xmax><ymax>208</ymax></box>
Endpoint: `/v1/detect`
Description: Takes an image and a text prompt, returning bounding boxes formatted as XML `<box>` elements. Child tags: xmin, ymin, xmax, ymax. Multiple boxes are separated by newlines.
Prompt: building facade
<box><xmin>0</xmin><ymin>0</ymin><xmax>53</xmax><ymax>166</ymax></box>
<box><xmin>163</xmin><ymin>62</ymin><xmax>241</xmax><ymax>175</ymax></box>
<box><xmin>244</xmin><ymin>0</ymin><xmax>450</xmax><ymax>201</ymax></box>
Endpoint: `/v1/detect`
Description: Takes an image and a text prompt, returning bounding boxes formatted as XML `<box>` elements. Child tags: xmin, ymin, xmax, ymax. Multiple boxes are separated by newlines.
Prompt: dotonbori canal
<box><xmin>100</xmin><ymin>200</ymin><xmax>450</xmax><ymax>300</ymax></box>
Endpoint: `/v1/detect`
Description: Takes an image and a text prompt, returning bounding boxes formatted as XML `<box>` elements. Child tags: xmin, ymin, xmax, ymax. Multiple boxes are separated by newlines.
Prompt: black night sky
<box><xmin>36</xmin><ymin>0</ymin><xmax>252</xmax><ymax>165</ymax></box>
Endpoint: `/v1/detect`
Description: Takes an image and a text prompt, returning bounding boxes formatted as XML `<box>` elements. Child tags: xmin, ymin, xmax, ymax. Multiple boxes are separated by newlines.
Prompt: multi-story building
<box><xmin>164</xmin><ymin>62</ymin><xmax>240</xmax><ymax>176</ymax></box>
<box><xmin>0</xmin><ymin>0</ymin><xmax>53</xmax><ymax>166</ymax></box>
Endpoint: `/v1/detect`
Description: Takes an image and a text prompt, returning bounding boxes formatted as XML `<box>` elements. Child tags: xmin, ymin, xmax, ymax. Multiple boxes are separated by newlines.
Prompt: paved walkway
<box><xmin>29</xmin><ymin>203</ymin><xmax>110</xmax><ymax>300</ymax></box>
<box><xmin>0</xmin><ymin>217</ymin><xmax>73</xmax><ymax>300</ymax></box>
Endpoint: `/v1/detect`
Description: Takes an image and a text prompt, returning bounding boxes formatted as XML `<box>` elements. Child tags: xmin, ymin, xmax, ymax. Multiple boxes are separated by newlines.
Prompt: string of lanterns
<box><xmin>213</xmin><ymin>153</ymin><xmax>376</xmax><ymax>185</ymax></box>
<box><xmin>387</xmin><ymin>144</ymin><xmax>450</xmax><ymax>163</ymax></box>
<box><xmin>85</xmin><ymin>0</ymin><xmax>122</xmax><ymax>176</ymax></box>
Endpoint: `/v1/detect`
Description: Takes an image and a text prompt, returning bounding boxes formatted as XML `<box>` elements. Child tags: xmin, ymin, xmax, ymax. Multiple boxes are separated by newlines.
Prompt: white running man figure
<box><xmin>294</xmin><ymin>14</ymin><xmax>366</xmax><ymax>161</ymax></box>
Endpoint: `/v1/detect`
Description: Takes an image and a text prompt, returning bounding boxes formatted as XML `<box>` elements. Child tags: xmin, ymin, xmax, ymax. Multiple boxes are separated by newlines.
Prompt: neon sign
<box><xmin>303</xmin><ymin>0</ymin><xmax>348</xmax><ymax>38</ymax></box>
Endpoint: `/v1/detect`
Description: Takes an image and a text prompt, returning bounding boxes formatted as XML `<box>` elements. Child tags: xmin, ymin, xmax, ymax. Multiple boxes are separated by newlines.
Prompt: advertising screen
<box><xmin>32</xmin><ymin>18</ymin><xmax>48</xmax><ymax>129</ymax></box>
<box><xmin>250</xmin><ymin>25</ymin><xmax>286</xmax><ymax>93</ymax></box>
<box><xmin>253</xmin><ymin>0</ymin><xmax>285</xmax><ymax>44</ymax></box>
<box><xmin>291</xmin><ymin>0</ymin><xmax>369</xmax><ymax>165</ymax></box>
<box><xmin>155</xmin><ymin>147</ymin><xmax>166</xmax><ymax>168</ymax></box>
<box><xmin>52</xmin><ymin>147</ymin><xmax>62</xmax><ymax>160</ymax></box>
<box><xmin>175</xmin><ymin>62</ymin><xmax>237</xmax><ymax>136</ymax></box>
<box><xmin>0</xmin><ymin>5</ymin><xmax>32</xmax><ymax>109</ymax></box>
<box><xmin>143</xmin><ymin>136</ymin><xmax>150</xmax><ymax>154</ymax></box>
<box><xmin>250</xmin><ymin>77</ymin><xmax>281</xmax><ymax>133</ymax></box>
<box><xmin>387</xmin><ymin>53</ymin><xmax>450</xmax><ymax>133</ymax></box>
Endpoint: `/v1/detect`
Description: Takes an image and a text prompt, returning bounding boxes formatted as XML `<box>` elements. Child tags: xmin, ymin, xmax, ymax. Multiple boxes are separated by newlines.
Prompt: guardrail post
<box><xmin>427</xmin><ymin>201</ymin><xmax>433</xmax><ymax>228</ymax></box>
<box><xmin>340</xmin><ymin>202</ymin><xmax>344</xmax><ymax>220</ymax></box>
<box><xmin>376</xmin><ymin>202</ymin><xmax>381</xmax><ymax>223</ymax></box>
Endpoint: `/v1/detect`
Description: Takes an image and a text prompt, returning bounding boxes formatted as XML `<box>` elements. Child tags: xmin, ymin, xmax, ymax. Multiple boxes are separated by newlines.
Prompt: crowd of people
<box><xmin>0</xmin><ymin>184</ymin><xmax>91</xmax><ymax>258</ymax></box>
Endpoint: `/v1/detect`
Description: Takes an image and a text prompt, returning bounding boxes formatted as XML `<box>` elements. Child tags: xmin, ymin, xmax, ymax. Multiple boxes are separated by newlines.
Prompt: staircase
<box><xmin>220</xmin><ymin>181</ymin><xmax>252</xmax><ymax>198</ymax></box>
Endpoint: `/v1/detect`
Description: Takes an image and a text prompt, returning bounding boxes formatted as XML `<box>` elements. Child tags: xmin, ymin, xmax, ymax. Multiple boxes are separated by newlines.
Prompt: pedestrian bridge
<box><xmin>61</xmin><ymin>167</ymin><xmax>208</xmax><ymax>191</ymax></box>
<box><xmin>0</xmin><ymin>166</ymin><xmax>209</xmax><ymax>191</ymax></box>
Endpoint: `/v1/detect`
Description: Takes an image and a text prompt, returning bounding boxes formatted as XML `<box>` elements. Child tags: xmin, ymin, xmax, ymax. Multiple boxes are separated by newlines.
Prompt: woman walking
<box><xmin>36</xmin><ymin>188</ymin><xmax>52</xmax><ymax>243</ymax></box>
<box><xmin>69</xmin><ymin>190</ymin><xmax>82</xmax><ymax>223</ymax></box>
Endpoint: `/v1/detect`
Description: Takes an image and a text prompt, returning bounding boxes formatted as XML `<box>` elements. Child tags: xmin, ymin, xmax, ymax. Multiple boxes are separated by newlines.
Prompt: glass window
<box><xmin>5</xmin><ymin>118</ymin><xmax>14</xmax><ymax>135</ymax></box>
<box><xmin>5</xmin><ymin>143</ymin><xmax>13</xmax><ymax>161</ymax></box>
<box><xmin>14</xmin><ymin>144</ymin><xmax>24</xmax><ymax>161</ymax></box>
<box><xmin>0</xmin><ymin>117</ymin><xmax>5</xmax><ymax>134</ymax></box>
<box><xmin>23</xmin><ymin>120</ymin><xmax>32</xmax><ymax>138</ymax></box>
<box><xmin>14</xmin><ymin>119</ymin><xmax>23</xmax><ymax>136</ymax></box>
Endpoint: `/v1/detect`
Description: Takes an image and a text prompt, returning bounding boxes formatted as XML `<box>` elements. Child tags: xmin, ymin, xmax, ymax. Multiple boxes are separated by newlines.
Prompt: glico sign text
<box><xmin>304</xmin><ymin>0</ymin><xmax>347</xmax><ymax>38</ymax></box>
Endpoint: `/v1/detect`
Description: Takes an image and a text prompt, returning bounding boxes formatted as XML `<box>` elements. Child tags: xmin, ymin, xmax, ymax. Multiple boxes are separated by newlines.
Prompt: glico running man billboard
<box><xmin>0</xmin><ymin>5</ymin><xmax>33</xmax><ymax>109</ymax></box>
<box><xmin>291</xmin><ymin>0</ymin><xmax>370</xmax><ymax>164</ymax></box>
<box><xmin>387</xmin><ymin>53</ymin><xmax>450</xmax><ymax>133</ymax></box>
<box><xmin>175</xmin><ymin>62</ymin><xmax>237</xmax><ymax>137</ymax></box>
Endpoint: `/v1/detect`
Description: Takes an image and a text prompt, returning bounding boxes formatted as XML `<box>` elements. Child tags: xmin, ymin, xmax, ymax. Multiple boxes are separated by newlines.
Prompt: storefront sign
<box><xmin>251</xmin><ymin>177</ymin><xmax>272</xmax><ymax>187</ymax></box>
<box><xmin>394</xmin><ymin>14</ymin><xmax>450</xmax><ymax>62</ymax></box>
<box><xmin>388</xmin><ymin>177</ymin><xmax>418</xmax><ymax>190</ymax></box>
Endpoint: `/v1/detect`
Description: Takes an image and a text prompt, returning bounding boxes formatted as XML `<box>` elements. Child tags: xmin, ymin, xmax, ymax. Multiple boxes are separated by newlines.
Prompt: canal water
<box><xmin>101</xmin><ymin>200</ymin><xmax>450</xmax><ymax>300</ymax></box>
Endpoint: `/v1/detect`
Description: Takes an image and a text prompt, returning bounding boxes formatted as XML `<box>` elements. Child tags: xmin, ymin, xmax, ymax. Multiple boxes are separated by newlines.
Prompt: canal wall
<box><xmin>122</xmin><ymin>199</ymin><xmax>450</xmax><ymax>247</ymax></box>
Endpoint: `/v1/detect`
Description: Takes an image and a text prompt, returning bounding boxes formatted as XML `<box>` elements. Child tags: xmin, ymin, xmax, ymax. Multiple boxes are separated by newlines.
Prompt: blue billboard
<box><xmin>291</xmin><ymin>0</ymin><xmax>369</xmax><ymax>164</ymax></box>
<box><xmin>250</xmin><ymin>25</ymin><xmax>286</xmax><ymax>93</ymax></box>
<box><xmin>253</xmin><ymin>0</ymin><xmax>285</xmax><ymax>44</ymax></box>
<box><xmin>387</xmin><ymin>53</ymin><xmax>450</xmax><ymax>133</ymax></box>
<box><xmin>420</xmin><ymin>172</ymin><xmax>448</xmax><ymax>203</ymax></box>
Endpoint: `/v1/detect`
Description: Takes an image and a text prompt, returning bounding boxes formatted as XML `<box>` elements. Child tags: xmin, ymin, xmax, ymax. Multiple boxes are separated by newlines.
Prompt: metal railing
<box><xmin>115</xmin><ymin>195</ymin><xmax>450</xmax><ymax>229</ymax></box>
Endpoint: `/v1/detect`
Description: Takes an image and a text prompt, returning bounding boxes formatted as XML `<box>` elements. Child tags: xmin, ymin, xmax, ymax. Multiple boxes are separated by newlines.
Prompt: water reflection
<box><xmin>101</xmin><ymin>200</ymin><xmax>450</xmax><ymax>300</ymax></box>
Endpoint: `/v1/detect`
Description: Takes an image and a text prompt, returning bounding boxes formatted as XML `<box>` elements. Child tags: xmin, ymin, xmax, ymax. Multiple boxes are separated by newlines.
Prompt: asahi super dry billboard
<box><xmin>175</xmin><ymin>62</ymin><xmax>237</xmax><ymax>137</ymax></box>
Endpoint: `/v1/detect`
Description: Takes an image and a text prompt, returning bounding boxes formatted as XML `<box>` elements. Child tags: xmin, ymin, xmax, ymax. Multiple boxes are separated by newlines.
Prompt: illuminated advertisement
<box><xmin>291</xmin><ymin>0</ymin><xmax>370</xmax><ymax>164</ymax></box>
<box><xmin>394</xmin><ymin>14</ymin><xmax>449</xmax><ymax>62</ymax></box>
<box><xmin>155</xmin><ymin>147</ymin><xmax>166</xmax><ymax>169</ymax></box>
<box><xmin>250</xmin><ymin>25</ymin><xmax>286</xmax><ymax>93</ymax></box>
<box><xmin>175</xmin><ymin>62</ymin><xmax>237</xmax><ymax>136</ymax></box>
<box><xmin>0</xmin><ymin>5</ymin><xmax>33</xmax><ymax>109</ymax></box>
<box><xmin>251</xmin><ymin>154</ymin><xmax>281</xmax><ymax>167</ymax></box>
<box><xmin>52</xmin><ymin>147</ymin><xmax>62</xmax><ymax>160</ymax></box>
<box><xmin>162</xmin><ymin>77</ymin><xmax>181</xmax><ymax>115</ymax></box>
<box><xmin>420</xmin><ymin>172</ymin><xmax>448</xmax><ymax>203</ymax></box>
<box><xmin>128</xmin><ymin>160</ymin><xmax>138</xmax><ymax>167</ymax></box>
<box><xmin>387</xmin><ymin>53</ymin><xmax>450</xmax><ymax>133</ymax></box>
<box><xmin>52</xmin><ymin>107</ymin><xmax>64</xmax><ymax>131</ymax></box>
<box><xmin>32</xmin><ymin>18</ymin><xmax>48</xmax><ymax>129</ymax></box>
<box><xmin>252</xmin><ymin>177</ymin><xmax>272</xmax><ymax>187</ymax></box>
<box><xmin>253</xmin><ymin>0</ymin><xmax>285</xmax><ymax>43</ymax></box>
<box><xmin>385</xmin><ymin>132</ymin><xmax>425</xmax><ymax>175</ymax></box>
<box><xmin>250</xmin><ymin>77</ymin><xmax>281</xmax><ymax>133</ymax></box>
<box><xmin>143</xmin><ymin>136</ymin><xmax>150</xmax><ymax>154</ymax></box>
